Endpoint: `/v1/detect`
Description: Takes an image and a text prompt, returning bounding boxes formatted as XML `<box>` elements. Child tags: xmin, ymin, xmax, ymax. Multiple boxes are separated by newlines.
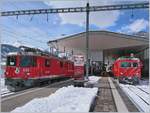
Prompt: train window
<box><xmin>7</xmin><ymin>56</ymin><xmax>16</xmax><ymax>66</ymax></box>
<box><xmin>20</xmin><ymin>56</ymin><xmax>36</xmax><ymax>67</ymax></box>
<box><xmin>133</xmin><ymin>62</ymin><xmax>138</xmax><ymax>67</ymax></box>
<box><xmin>32</xmin><ymin>57</ymin><xmax>37</xmax><ymax>66</ymax></box>
<box><xmin>120</xmin><ymin>62</ymin><xmax>131</xmax><ymax>68</ymax></box>
<box><xmin>45</xmin><ymin>59</ymin><xmax>50</xmax><ymax>67</ymax></box>
<box><xmin>60</xmin><ymin>61</ymin><xmax>63</xmax><ymax>68</ymax></box>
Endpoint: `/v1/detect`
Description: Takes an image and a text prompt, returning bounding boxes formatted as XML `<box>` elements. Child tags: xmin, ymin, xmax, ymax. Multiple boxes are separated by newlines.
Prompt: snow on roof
<box><xmin>12</xmin><ymin>85</ymin><xmax>98</xmax><ymax>112</ymax></box>
<box><xmin>117</xmin><ymin>57</ymin><xmax>140</xmax><ymax>61</ymax></box>
<box><xmin>7</xmin><ymin>52</ymin><xmax>18</xmax><ymax>55</ymax></box>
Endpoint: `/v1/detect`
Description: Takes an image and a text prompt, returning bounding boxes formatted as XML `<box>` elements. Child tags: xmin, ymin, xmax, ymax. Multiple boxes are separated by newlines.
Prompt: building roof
<box><xmin>47</xmin><ymin>30</ymin><xmax>149</xmax><ymax>54</ymax></box>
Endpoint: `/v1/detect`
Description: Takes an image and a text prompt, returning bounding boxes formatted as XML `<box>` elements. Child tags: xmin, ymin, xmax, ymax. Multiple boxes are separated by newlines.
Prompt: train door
<box><xmin>64</xmin><ymin>61</ymin><xmax>68</xmax><ymax>76</ymax></box>
<box><xmin>44</xmin><ymin>58</ymin><xmax>51</xmax><ymax>77</ymax></box>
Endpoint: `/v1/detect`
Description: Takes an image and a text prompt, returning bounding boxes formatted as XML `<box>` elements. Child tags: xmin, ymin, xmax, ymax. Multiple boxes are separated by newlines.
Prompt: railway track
<box><xmin>1</xmin><ymin>90</ymin><xmax>15</xmax><ymax>98</ymax></box>
<box><xmin>119</xmin><ymin>83</ymin><xmax>150</xmax><ymax>112</ymax></box>
<box><xmin>1</xmin><ymin>78</ymin><xmax>74</xmax><ymax>112</ymax></box>
<box><xmin>1</xmin><ymin>77</ymin><xmax>70</xmax><ymax>99</ymax></box>
<box><xmin>137</xmin><ymin>86</ymin><xmax>149</xmax><ymax>94</ymax></box>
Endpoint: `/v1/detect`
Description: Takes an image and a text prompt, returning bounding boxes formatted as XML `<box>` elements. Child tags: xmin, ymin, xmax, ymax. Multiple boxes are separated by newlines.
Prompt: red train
<box><xmin>4</xmin><ymin>46</ymin><xmax>84</xmax><ymax>91</ymax></box>
<box><xmin>112</xmin><ymin>56</ymin><xmax>142</xmax><ymax>84</ymax></box>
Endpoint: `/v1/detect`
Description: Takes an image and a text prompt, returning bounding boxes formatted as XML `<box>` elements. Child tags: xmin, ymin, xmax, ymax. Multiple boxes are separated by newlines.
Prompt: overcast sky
<box><xmin>0</xmin><ymin>0</ymin><xmax>149</xmax><ymax>50</ymax></box>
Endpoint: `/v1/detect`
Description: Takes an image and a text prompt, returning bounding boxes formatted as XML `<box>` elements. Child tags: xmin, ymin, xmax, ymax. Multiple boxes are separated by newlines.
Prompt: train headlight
<box><xmin>26</xmin><ymin>73</ymin><xmax>30</xmax><ymax>75</ymax></box>
<box><xmin>5</xmin><ymin>72</ymin><xmax>8</xmax><ymax>75</ymax></box>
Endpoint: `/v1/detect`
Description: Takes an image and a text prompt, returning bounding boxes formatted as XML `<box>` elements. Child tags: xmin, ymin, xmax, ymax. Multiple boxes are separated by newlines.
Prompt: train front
<box><xmin>113</xmin><ymin>57</ymin><xmax>142</xmax><ymax>84</ymax></box>
<box><xmin>5</xmin><ymin>52</ymin><xmax>38</xmax><ymax>91</ymax></box>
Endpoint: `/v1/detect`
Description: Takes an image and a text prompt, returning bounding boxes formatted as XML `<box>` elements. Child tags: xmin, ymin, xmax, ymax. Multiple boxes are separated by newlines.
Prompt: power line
<box><xmin>1</xmin><ymin>28</ymin><xmax>47</xmax><ymax>44</ymax></box>
<box><xmin>1</xmin><ymin>24</ymin><xmax>49</xmax><ymax>43</ymax></box>
<box><xmin>1</xmin><ymin>2</ymin><xmax>148</xmax><ymax>16</ymax></box>
<box><xmin>11</xmin><ymin>17</ymin><xmax>49</xmax><ymax>38</ymax></box>
<box><xmin>1</xmin><ymin>30</ymin><xmax>48</xmax><ymax>50</ymax></box>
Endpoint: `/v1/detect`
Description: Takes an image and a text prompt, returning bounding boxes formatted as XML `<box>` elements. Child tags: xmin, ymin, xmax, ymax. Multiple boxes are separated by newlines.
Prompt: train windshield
<box><xmin>120</xmin><ymin>62</ymin><xmax>131</xmax><ymax>68</ymax></box>
<box><xmin>133</xmin><ymin>62</ymin><xmax>138</xmax><ymax>67</ymax></box>
<box><xmin>7</xmin><ymin>56</ymin><xmax>17</xmax><ymax>66</ymax></box>
<box><xmin>20</xmin><ymin>56</ymin><xmax>36</xmax><ymax>67</ymax></box>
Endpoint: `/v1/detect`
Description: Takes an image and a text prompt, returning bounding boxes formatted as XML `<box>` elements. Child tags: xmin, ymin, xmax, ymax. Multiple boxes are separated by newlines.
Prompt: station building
<box><xmin>48</xmin><ymin>31</ymin><xmax>149</xmax><ymax>78</ymax></box>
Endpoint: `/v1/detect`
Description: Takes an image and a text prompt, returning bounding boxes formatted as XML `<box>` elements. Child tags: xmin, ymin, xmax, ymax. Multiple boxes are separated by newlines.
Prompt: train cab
<box><xmin>112</xmin><ymin>57</ymin><xmax>142</xmax><ymax>84</ymax></box>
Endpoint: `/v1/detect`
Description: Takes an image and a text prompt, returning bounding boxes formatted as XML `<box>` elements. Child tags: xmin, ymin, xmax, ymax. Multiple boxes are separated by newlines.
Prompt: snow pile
<box><xmin>1</xmin><ymin>78</ymin><xmax>12</xmax><ymax>95</ymax></box>
<box><xmin>12</xmin><ymin>85</ymin><xmax>98</xmax><ymax>112</ymax></box>
<box><xmin>120</xmin><ymin>84</ymin><xmax>150</xmax><ymax>112</ymax></box>
<box><xmin>1</xmin><ymin>78</ymin><xmax>8</xmax><ymax>92</ymax></box>
<box><xmin>88</xmin><ymin>76</ymin><xmax>101</xmax><ymax>84</ymax></box>
<box><xmin>139</xmin><ymin>79</ymin><xmax>149</xmax><ymax>85</ymax></box>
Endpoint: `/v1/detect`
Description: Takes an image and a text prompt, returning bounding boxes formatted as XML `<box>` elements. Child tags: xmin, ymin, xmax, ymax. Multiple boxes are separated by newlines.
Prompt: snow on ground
<box><xmin>88</xmin><ymin>76</ymin><xmax>101</xmax><ymax>84</ymax></box>
<box><xmin>1</xmin><ymin>78</ymin><xmax>8</xmax><ymax>92</ymax></box>
<box><xmin>1</xmin><ymin>78</ymin><xmax>13</xmax><ymax>96</ymax></box>
<box><xmin>12</xmin><ymin>85</ymin><xmax>98</xmax><ymax>112</ymax></box>
<box><xmin>137</xmin><ymin>85</ymin><xmax>149</xmax><ymax>94</ymax></box>
<box><xmin>120</xmin><ymin>83</ymin><xmax>150</xmax><ymax>112</ymax></box>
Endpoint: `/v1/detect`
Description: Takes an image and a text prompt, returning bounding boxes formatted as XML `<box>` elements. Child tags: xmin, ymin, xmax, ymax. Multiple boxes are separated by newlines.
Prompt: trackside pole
<box><xmin>85</xmin><ymin>3</ymin><xmax>90</xmax><ymax>80</ymax></box>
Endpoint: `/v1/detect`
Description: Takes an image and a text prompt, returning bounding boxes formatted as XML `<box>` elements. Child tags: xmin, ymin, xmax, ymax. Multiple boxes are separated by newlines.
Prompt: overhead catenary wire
<box><xmin>1</xmin><ymin>2</ymin><xmax>148</xmax><ymax>16</ymax></box>
<box><xmin>0</xmin><ymin>23</ymin><xmax>49</xmax><ymax>43</ymax></box>
<box><xmin>2</xmin><ymin>4</ymin><xmax>51</xmax><ymax>39</ymax></box>
<box><xmin>1</xmin><ymin>28</ymin><xmax>47</xmax><ymax>44</ymax></box>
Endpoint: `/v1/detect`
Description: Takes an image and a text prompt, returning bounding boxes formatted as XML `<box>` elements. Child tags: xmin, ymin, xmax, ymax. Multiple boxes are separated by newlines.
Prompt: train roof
<box><xmin>7</xmin><ymin>46</ymin><xmax>74</xmax><ymax>62</ymax></box>
<box><xmin>116</xmin><ymin>57</ymin><xmax>140</xmax><ymax>61</ymax></box>
<box><xmin>7</xmin><ymin>52</ymin><xmax>73</xmax><ymax>62</ymax></box>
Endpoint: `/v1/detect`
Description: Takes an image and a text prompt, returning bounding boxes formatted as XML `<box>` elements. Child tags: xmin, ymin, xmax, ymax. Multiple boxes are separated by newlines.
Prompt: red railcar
<box><xmin>4</xmin><ymin>46</ymin><xmax>74</xmax><ymax>91</ymax></box>
<box><xmin>112</xmin><ymin>56</ymin><xmax>142</xmax><ymax>84</ymax></box>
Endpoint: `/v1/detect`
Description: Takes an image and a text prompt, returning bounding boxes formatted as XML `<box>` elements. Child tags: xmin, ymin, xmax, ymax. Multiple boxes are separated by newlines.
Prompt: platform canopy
<box><xmin>47</xmin><ymin>31</ymin><xmax>149</xmax><ymax>55</ymax></box>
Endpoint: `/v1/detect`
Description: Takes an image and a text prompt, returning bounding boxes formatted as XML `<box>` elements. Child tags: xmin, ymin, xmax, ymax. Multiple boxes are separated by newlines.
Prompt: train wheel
<box><xmin>7</xmin><ymin>85</ymin><xmax>24</xmax><ymax>92</ymax></box>
<box><xmin>118</xmin><ymin>76</ymin><xmax>124</xmax><ymax>84</ymax></box>
<box><xmin>132</xmin><ymin>77</ymin><xmax>140</xmax><ymax>85</ymax></box>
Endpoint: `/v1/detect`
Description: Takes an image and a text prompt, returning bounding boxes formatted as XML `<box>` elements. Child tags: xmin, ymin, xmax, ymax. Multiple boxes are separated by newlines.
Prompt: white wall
<box><xmin>90</xmin><ymin>51</ymin><xmax>103</xmax><ymax>61</ymax></box>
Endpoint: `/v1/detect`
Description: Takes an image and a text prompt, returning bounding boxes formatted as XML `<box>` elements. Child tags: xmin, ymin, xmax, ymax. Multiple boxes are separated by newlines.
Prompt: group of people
<box><xmin>84</xmin><ymin>62</ymin><xmax>113</xmax><ymax>76</ymax></box>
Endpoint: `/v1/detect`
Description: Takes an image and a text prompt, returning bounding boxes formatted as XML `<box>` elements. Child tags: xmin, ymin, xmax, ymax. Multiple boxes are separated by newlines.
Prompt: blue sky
<box><xmin>1</xmin><ymin>0</ymin><xmax>149</xmax><ymax>50</ymax></box>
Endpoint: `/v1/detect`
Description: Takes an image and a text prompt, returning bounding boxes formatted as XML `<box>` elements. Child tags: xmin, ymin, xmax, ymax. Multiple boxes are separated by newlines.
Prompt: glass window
<box><xmin>120</xmin><ymin>62</ymin><xmax>131</xmax><ymax>68</ymax></box>
<box><xmin>7</xmin><ymin>56</ymin><xmax>16</xmax><ymax>66</ymax></box>
<box><xmin>45</xmin><ymin>59</ymin><xmax>50</xmax><ymax>67</ymax></box>
<box><xmin>133</xmin><ymin>62</ymin><xmax>138</xmax><ymax>67</ymax></box>
<box><xmin>20</xmin><ymin>56</ymin><xmax>36</xmax><ymax>67</ymax></box>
